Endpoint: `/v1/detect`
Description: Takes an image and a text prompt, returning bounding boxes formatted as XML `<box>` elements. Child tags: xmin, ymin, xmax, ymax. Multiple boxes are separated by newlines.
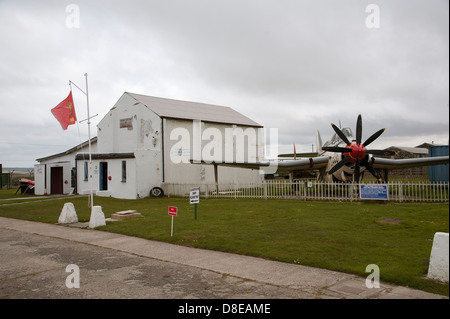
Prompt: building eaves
<box><xmin>36</xmin><ymin>137</ymin><xmax>97</xmax><ymax>162</ymax></box>
<box><xmin>75</xmin><ymin>152</ymin><xmax>135</xmax><ymax>161</ymax></box>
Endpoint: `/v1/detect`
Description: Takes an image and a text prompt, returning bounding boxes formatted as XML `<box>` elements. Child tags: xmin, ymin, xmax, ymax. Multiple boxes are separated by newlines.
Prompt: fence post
<box><xmin>399</xmin><ymin>183</ymin><xmax>403</xmax><ymax>203</ymax></box>
<box><xmin>263</xmin><ymin>180</ymin><xmax>267</xmax><ymax>200</ymax></box>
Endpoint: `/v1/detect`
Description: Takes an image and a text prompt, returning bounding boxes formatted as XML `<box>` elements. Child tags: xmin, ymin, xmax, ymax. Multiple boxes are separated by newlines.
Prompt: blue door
<box><xmin>99</xmin><ymin>162</ymin><xmax>108</xmax><ymax>191</ymax></box>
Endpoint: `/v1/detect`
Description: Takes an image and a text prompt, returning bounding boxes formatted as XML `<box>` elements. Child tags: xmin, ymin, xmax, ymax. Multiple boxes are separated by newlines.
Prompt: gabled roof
<box><xmin>126</xmin><ymin>92</ymin><xmax>262</xmax><ymax>127</ymax></box>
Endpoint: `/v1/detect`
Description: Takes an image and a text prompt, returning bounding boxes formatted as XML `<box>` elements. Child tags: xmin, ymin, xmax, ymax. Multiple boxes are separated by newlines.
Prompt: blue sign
<box><xmin>360</xmin><ymin>184</ymin><xmax>388</xmax><ymax>200</ymax></box>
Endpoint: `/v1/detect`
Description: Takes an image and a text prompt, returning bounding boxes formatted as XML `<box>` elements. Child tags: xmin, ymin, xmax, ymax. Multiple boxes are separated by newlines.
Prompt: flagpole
<box><xmin>69</xmin><ymin>74</ymin><xmax>96</xmax><ymax>209</ymax></box>
<box><xmin>84</xmin><ymin>73</ymin><xmax>94</xmax><ymax>209</ymax></box>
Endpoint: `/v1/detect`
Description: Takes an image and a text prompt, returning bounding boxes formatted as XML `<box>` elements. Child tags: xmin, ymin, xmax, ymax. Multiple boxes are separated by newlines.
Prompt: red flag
<box><xmin>51</xmin><ymin>91</ymin><xmax>77</xmax><ymax>130</ymax></box>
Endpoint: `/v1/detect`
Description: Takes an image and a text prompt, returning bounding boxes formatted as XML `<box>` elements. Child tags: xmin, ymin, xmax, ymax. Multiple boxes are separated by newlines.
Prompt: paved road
<box><xmin>0</xmin><ymin>216</ymin><xmax>446</xmax><ymax>301</ymax></box>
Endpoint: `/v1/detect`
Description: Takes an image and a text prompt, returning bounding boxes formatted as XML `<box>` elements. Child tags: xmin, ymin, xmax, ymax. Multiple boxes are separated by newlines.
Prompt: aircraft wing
<box><xmin>278</xmin><ymin>152</ymin><xmax>319</xmax><ymax>158</ymax></box>
<box><xmin>370</xmin><ymin>156</ymin><xmax>449</xmax><ymax>170</ymax></box>
<box><xmin>277</xmin><ymin>156</ymin><xmax>329</xmax><ymax>171</ymax></box>
<box><xmin>189</xmin><ymin>160</ymin><xmax>270</xmax><ymax>170</ymax></box>
<box><xmin>190</xmin><ymin>156</ymin><xmax>330</xmax><ymax>172</ymax></box>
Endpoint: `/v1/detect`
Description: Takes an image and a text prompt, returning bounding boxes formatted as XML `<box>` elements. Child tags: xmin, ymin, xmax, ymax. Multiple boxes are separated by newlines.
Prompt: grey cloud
<box><xmin>0</xmin><ymin>0</ymin><xmax>448</xmax><ymax>167</ymax></box>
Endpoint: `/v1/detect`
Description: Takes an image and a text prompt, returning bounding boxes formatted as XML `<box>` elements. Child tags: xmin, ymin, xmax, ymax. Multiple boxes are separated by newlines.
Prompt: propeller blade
<box><xmin>362</xmin><ymin>159</ymin><xmax>380</xmax><ymax>180</ymax></box>
<box><xmin>321</xmin><ymin>146</ymin><xmax>352</xmax><ymax>153</ymax></box>
<box><xmin>366</xmin><ymin>149</ymin><xmax>397</xmax><ymax>156</ymax></box>
<box><xmin>354</xmin><ymin>158</ymin><xmax>360</xmax><ymax>182</ymax></box>
<box><xmin>331</xmin><ymin>123</ymin><xmax>351</xmax><ymax>146</ymax></box>
<box><xmin>328</xmin><ymin>157</ymin><xmax>350</xmax><ymax>175</ymax></box>
<box><xmin>356</xmin><ymin>114</ymin><xmax>362</xmax><ymax>145</ymax></box>
<box><xmin>363</xmin><ymin>128</ymin><xmax>385</xmax><ymax>147</ymax></box>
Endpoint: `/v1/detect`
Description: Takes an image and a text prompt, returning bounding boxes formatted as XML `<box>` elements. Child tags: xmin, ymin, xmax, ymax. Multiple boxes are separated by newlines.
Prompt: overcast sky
<box><xmin>0</xmin><ymin>0</ymin><xmax>448</xmax><ymax>168</ymax></box>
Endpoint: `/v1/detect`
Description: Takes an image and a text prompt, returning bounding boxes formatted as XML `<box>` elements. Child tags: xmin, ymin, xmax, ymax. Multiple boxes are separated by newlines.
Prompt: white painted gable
<box><xmin>97</xmin><ymin>93</ymin><xmax>162</xmax><ymax>154</ymax></box>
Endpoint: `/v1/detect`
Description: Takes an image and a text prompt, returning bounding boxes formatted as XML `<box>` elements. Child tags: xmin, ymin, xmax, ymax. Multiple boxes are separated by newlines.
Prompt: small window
<box><xmin>121</xmin><ymin>160</ymin><xmax>127</xmax><ymax>182</ymax></box>
<box><xmin>83</xmin><ymin>162</ymin><xmax>88</xmax><ymax>181</ymax></box>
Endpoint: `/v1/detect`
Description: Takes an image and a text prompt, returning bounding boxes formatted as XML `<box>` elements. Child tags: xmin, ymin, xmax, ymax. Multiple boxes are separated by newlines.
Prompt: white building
<box><xmin>35</xmin><ymin>138</ymin><xmax>97</xmax><ymax>195</ymax></box>
<box><xmin>35</xmin><ymin>92</ymin><xmax>265</xmax><ymax>199</ymax></box>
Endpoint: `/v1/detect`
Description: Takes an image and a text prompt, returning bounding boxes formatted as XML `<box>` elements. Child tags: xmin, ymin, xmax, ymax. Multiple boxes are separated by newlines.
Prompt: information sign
<box><xmin>360</xmin><ymin>184</ymin><xmax>388</xmax><ymax>200</ymax></box>
<box><xmin>190</xmin><ymin>187</ymin><xmax>200</xmax><ymax>204</ymax></box>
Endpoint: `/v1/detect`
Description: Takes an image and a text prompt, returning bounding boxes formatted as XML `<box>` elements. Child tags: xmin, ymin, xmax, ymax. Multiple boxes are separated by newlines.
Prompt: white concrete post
<box><xmin>427</xmin><ymin>232</ymin><xmax>449</xmax><ymax>282</ymax></box>
<box><xmin>58</xmin><ymin>203</ymin><xmax>78</xmax><ymax>224</ymax></box>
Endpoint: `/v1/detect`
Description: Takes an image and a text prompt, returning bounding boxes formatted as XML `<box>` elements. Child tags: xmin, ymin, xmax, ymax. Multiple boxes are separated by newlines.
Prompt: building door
<box><xmin>99</xmin><ymin>162</ymin><xmax>108</xmax><ymax>191</ymax></box>
<box><xmin>50</xmin><ymin>167</ymin><xmax>63</xmax><ymax>194</ymax></box>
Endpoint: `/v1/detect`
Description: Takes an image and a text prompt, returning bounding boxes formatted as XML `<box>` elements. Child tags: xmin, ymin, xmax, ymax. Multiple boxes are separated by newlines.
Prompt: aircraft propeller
<box><xmin>321</xmin><ymin>114</ymin><xmax>396</xmax><ymax>182</ymax></box>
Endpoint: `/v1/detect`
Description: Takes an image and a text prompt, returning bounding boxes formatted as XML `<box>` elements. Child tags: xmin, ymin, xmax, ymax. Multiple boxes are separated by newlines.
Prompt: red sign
<box><xmin>168</xmin><ymin>206</ymin><xmax>178</xmax><ymax>216</ymax></box>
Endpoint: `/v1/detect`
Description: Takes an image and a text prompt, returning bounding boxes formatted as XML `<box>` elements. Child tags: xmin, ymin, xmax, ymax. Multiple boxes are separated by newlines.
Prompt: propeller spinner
<box><xmin>321</xmin><ymin>114</ymin><xmax>394</xmax><ymax>182</ymax></box>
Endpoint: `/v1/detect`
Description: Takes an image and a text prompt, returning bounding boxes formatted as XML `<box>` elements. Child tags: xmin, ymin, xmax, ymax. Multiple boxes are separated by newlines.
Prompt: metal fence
<box><xmin>163</xmin><ymin>180</ymin><xmax>449</xmax><ymax>202</ymax></box>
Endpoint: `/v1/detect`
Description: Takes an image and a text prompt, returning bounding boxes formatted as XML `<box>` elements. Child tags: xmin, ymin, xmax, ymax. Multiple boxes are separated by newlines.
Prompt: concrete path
<box><xmin>0</xmin><ymin>216</ymin><xmax>447</xmax><ymax>300</ymax></box>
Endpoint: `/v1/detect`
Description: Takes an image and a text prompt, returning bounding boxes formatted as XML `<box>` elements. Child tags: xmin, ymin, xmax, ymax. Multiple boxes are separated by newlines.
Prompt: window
<box><xmin>121</xmin><ymin>160</ymin><xmax>127</xmax><ymax>182</ymax></box>
<box><xmin>83</xmin><ymin>162</ymin><xmax>88</xmax><ymax>181</ymax></box>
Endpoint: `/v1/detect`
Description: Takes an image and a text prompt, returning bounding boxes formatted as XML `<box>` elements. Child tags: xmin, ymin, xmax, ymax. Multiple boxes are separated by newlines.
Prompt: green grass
<box><xmin>0</xmin><ymin>189</ymin><xmax>448</xmax><ymax>296</ymax></box>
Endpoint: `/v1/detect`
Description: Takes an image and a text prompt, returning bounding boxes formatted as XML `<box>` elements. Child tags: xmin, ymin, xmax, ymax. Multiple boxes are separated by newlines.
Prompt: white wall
<box><xmin>76</xmin><ymin>153</ymin><xmax>165</xmax><ymax>200</ymax></box>
<box><xmin>77</xmin><ymin>158</ymin><xmax>138</xmax><ymax>199</ymax></box>
<box><xmin>96</xmin><ymin>93</ymin><xmax>134</xmax><ymax>153</ymax></box>
<box><xmin>76</xmin><ymin>160</ymin><xmax>99</xmax><ymax>196</ymax></box>
<box><xmin>34</xmin><ymin>161</ymin><xmax>72</xmax><ymax>195</ymax></box>
<box><xmin>163</xmin><ymin>118</ymin><xmax>264</xmax><ymax>185</ymax></box>
<box><xmin>97</xmin><ymin>93</ymin><xmax>162</xmax><ymax>153</ymax></box>
<box><xmin>100</xmin><ymin>158</ymin><xmax>137</xmax><ymax>199</ymax></box>
<box><xmin>34</xmin><ymin>164</ymin><xmax>46</xmax><ymax>195</ymax></box>
<box><xmin>91</xmin><ymin>92</ymin><xmax>164</xmax><ymax>199</ymax></box>
<box><xmin>135</xmin><ymin>149</ymin><xmax>163</xmax><ymax>198</ymax></box>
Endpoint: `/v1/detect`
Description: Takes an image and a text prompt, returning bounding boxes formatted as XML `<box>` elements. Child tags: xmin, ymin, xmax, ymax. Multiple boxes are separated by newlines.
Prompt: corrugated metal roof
<box><xmin>126</xmin><ymin>92</ymin><xmax>262</xmax><ymax>127</ymax></box>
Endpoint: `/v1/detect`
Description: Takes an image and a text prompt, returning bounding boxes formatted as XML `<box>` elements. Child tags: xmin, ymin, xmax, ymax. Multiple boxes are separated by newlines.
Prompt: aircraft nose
<box><xmin>353</xmin><ymin>145</ymin><xmax>366</xmax><ymax>158</ymax></box>
<box><xmin>345</xmin><ymin>144</ymin><xmax>366</xmax><ymax>162</ymax></box>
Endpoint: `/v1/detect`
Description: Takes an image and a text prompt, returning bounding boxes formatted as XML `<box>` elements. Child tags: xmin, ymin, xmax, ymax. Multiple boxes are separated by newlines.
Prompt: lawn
<box><xmin>0</xmin><ymin>189</ymin><xmax>448</xmax><ymax>296</ymax></box>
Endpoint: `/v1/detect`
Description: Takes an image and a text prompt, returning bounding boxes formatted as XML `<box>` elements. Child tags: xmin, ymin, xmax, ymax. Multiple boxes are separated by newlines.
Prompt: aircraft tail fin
<box><xmin>316</xmin><ymin>130</ymin><xmax>324</xmax><ymax>154</ymax></box>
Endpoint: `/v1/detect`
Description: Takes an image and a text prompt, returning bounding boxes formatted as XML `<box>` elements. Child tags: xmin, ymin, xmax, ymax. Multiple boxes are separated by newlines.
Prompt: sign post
<box><xmin>190</xmin><ymin>187</ymin><xmax>200</xmax><ymax>220</ymax></box>
<box><xmin>168</xmin><ymin>206</ymin><xmax>177</xmax><ymax>236</ymax></box>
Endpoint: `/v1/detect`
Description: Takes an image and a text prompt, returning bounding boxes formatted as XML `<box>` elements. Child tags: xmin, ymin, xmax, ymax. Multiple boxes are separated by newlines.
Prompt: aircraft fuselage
<box><xmin>323</xmin><ymin>151</ymin><xmax>366</xmax><ymax>182</ymax></box>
